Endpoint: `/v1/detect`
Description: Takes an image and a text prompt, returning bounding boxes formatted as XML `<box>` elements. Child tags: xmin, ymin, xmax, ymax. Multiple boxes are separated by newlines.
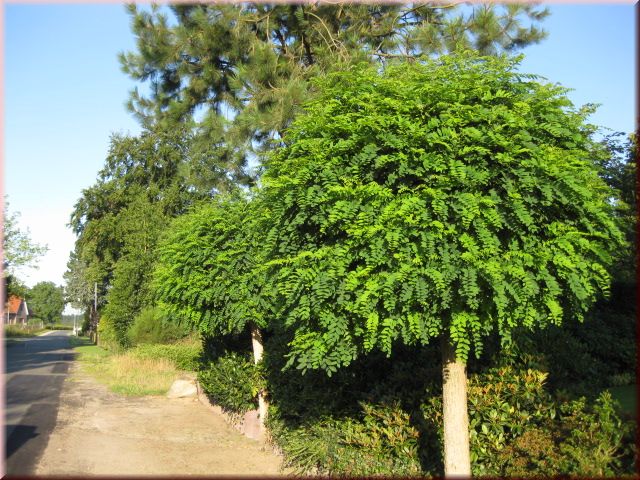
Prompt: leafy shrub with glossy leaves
<box><xmin>268</xmin><ymin>401</ymin><xmax>423</xmax><ymax>476</ymax></box>
<box><xmin>198</xmin><ymin>352</ymin><xmax>262</xmax><ymax>414</ymax></box>
<box><xmin>422</xmin><ymin>362</ymin><xmax>632</xmax><ymax>476</ymax></box>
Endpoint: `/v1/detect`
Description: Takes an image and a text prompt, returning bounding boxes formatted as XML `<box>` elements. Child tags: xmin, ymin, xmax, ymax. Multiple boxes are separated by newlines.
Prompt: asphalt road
<box><xmin>5</xmin><ymin>330</ymin><xmax>74</xmax><ymax>476</ymax></box>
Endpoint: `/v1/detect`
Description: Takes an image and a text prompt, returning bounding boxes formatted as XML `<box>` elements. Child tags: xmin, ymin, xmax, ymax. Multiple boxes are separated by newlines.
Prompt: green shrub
<box><xmin>97</xmin><ymin>315</ymin><xmax>124</xmax><ymax>352</ymax></box>
<box><xmin>131</xmin><ymin>342</ymin><xmax>202</xmax><ymax>371</ymax></box>
<box><xmin>421</xmin><ymin>363</ymin><xmax>631</xmax><ymax>476</ymax></box>
<box><xmin>126</xmin><ymin>306</ymin><xmax>191</xmax><ymax>345</ymax></box>
<box><xmin>497</xmin><ymin>391</ymin><xmax>634</xmax><ymax>476</ymax></box>
<box><xmin>197</xmin><ymin>352</ymin><xmax>261</xmax><ymax>414</ymax></box>
<box><xmin>27</xmin><ymin>318</ymin><xmax>44</xmax><ymax>328</ymax></box>
<box><xmin>47</xmin><ymin>324</ymin><xmax>73</xmax><ymax>330</ymax></box>
<box><xmin>268</xmin><ymin>401</ymin><xmax>423</xmax><ymax>476</ymax></box>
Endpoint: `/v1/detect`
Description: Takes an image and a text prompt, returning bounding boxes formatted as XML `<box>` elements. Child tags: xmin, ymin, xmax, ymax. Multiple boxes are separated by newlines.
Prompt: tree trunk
<box><xmin>250</xmin><ymin>324</ymin><xmax>268</xmax><ymax>429</ymax></box>
<box><xmin>441</xmin><ymin>335</ymin><xmax>471</xmax><ymax>477</ymax></box>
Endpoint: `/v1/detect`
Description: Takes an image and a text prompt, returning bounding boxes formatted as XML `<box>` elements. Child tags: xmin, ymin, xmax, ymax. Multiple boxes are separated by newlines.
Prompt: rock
<box><xmin>167</xmin><ymin>379</ymin><xmax>198</xmax><ymax>399</ymax></box>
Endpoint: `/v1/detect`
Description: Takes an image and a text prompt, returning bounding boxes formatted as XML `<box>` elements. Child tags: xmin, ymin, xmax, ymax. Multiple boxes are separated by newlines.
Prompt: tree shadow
<box><xmin>6</xmin><ymin>425</ymin><xmax>38</xmax><ymax>459</ymax></box>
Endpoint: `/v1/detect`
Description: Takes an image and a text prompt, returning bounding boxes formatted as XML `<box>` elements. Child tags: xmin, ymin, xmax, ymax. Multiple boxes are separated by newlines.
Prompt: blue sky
<box><xmin>3</xmin><ymin>3</ymin><xmax>636</xmax><ymax>302</ymax></box>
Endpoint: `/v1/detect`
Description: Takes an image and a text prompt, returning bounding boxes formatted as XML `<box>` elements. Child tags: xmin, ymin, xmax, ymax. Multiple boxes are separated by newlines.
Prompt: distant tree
<box><xmin>63</xmin><ymin>249</ymin><xmax>94</xmax><ymax>311</ymax></box>
<box><xmin>593</xmin><ymin>132</ymin><xmax>636</xmax><ymax>285</ymax></box>
<box><xmin>260</xmin><ymin>54</ymin><xmax>623</xmax><ymax>475</ymax></box>
<box><xmin>28</xmin><ymin>281</ymin><xmax>65</xmax><ymax>324</ymax></box>
<box><xmin>120</xmin><ymin>3</ymin><xmax>549</xmax><ymax>185</ymax></box>
<box><xmin>3</xmin><ymin>199</ymin><xmax>48</xmax><ymax>301</ymax></box>
<box><xmin>3</xmin><ymin>198</ymin><xmax>48</xmax><ymax>292</ymax></box>
<box><xmin>69</xmin><ymin>127</ymin><xmax>205</xmax><ymax>344</ymax></box>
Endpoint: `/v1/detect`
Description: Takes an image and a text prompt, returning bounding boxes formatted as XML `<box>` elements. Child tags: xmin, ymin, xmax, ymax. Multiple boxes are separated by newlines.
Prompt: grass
<box><xmin>4</xmin><ymin>325</ymin><xmax>47</xmax><ymax>338</ymax></box>
<box><xmin>608</xmin><ymin>385</ymin><xmax>637</xmax><ymax>419</ymax></box>
<box><xmin>71</xmin><ymin>335</ymin><xmax>185</xmax><ymax>396</ymax></box>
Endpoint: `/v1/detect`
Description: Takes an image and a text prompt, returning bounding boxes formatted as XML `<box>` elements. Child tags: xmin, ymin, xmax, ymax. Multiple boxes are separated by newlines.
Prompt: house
<box><xmin>5</xmin><ymin>295</ymin><xmax>29</xmax><ymax>325</ymax></box>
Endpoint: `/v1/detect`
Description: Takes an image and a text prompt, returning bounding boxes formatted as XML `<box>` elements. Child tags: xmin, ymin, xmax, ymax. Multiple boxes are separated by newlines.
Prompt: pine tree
<box><xmin>120</xmin><ymin>3</ymin><xmax>549</xmax><ymax>186</ymax></box>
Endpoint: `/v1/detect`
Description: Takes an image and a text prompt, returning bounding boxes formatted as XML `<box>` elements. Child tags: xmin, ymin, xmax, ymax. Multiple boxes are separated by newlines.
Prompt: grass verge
<box><xmin>4</xmin><ymin>325</ymin><xmax>47</xmax><ymax>338</ymax></box>
<box><xmin>71</xmin><ymin>336</ymin><xmax>186</xmax><ymax>396</ymax></box>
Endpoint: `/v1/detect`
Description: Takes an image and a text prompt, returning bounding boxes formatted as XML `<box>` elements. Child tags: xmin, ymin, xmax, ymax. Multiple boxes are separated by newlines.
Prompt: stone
<box><xmin>167</xmin><ymin>379</ymin><xmax>198</xmax><ymax>399</ymax></box>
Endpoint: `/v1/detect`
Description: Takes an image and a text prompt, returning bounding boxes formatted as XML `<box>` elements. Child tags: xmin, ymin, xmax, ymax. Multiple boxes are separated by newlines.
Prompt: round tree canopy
<box><xmin>261</xmin><ymin>52</ymin><xmax>623</xmax><ymax>374</ymax></box>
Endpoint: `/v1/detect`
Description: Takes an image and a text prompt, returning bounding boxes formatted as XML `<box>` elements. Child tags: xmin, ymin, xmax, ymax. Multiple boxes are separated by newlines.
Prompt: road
<box><xmin>5</xmin><ymin>330</ymin><xmax>74</xmax><ymax>476</ymax></box>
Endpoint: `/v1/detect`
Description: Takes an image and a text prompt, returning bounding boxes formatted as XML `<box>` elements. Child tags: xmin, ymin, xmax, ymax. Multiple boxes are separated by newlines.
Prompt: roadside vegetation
<box><xmin>4</xmin><ymin>325</ymin><xmax>47</xmax><ymax>338</ymax></box>
<box><xmin>63</xmin><ymin>4</ymin><xmax>636</xmax><ymax>477</ymax></box>
<box><xmin>70</xmin><ymin>334</ymin><xmax>201</xmax><ymax>396</ymax></box>
<box><xmin>4</xmin><ymin>322</ymin><xmax>73</xmax><ymax>338</ymax></box>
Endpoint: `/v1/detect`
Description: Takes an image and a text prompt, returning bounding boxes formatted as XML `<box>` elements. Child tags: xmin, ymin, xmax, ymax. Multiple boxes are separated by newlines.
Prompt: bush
<box><xmin>197</xmin><ymin>352</ymin><xmax>261</xmax><ymax>414</ymax></box>
<box><xmin>269</xmin><ymin>401</ymin><xmax>423</xmax><ymax>476</ymax></box>
<box><xmin>498</xmin><ymin>391</ymin><xmax>633</xmax><ymax>476</ymax></box>
<box><xmin>422</xmin><ymin>362</ymin><xmax>631</xmax><ymax>476</ymax></box>
<box><xmin>28</xmin><ymin>318</ymin><xmax>44</xmax><ymax>328</ymax></box>
<box><xmin>47</xmin><ymin>324</ymin><xmax>73</xmax><ymax>330</ymax></box>
<box><xmin>97</xmin><ymin>315</ymin><xmax>123</xmax><ymax>352</ymax></box>
<box><xmin>131</xmin><ymin>341</ymin><xmax>202</xmax><ymax>371</ymax></box>
<box><xmin>126</xmin><ymin>306</ymin><xmax>191</xmax><ymax>345</ymax></box>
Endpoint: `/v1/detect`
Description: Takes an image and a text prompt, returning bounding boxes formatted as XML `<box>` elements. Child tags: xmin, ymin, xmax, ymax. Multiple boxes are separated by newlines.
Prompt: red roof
<box><xmin>7</xmin><ymin>296</ymin><xmax>24</xmax><ymax>314</ymax></box>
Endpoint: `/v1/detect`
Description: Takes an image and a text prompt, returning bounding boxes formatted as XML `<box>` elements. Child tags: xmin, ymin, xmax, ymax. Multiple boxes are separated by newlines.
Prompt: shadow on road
<box><xmin>6</xmin><ymin>425</ymin><xmax>39</xmax><ymax>459</ymax></box>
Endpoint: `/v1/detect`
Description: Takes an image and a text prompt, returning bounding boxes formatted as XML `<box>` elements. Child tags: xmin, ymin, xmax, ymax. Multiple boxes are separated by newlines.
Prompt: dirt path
<box><xmin>35</xmin><ymin>362</ymin><xmax>285</xmax><ymax>476</ymax></box>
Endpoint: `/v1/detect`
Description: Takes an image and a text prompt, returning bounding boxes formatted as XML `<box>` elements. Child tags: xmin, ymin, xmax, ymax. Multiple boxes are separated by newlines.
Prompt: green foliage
<box><xmin>69</xmin><ymin>127</ymin><xmax>205</xmax><ymax>345</ymax></box>
<box><xmin>63</xmin><ymin>249</ymin><xmax>94</xmax><ymax>311</ymax></box>
<box><xmin>27</xmin><ymin>281</ymin><xmax>65</xmax><ymax>324</ymax></box>
<box><xmin>153</xmin><ymin>193</ymin><xmax>271</xmax><ymax>337</ymax></box>
<box><xmin>593</xmin><ymin>133</ymin><xmax>637</xmax><ymax>284</ymax></box>
<box><xmin>3</xmin><ymin>198</ymin><xmax>48</xmax><ymax>276</ymax></box>
<box><xmin>268</xmin><ymin>402</ymin><xmax>422</xmax><ymax>476</ymax></box>
<box><xmin>421</xmin><ymin>362</ymin><xmax>631</xmax><ymax>476</ymax></box>
<box><xmin>97</xmin><ymin>315</ymin><xmax>123</xmax><ymax>352</ymax></box>
<box><xmin>497</xmin><ymin>392</ymin><xmax>633</xmax><ymax>476</ymax></box>
<box><xmin>197</xmin><ymin>352</ymin><xmax>261</xmax><ymax>414</ymax></box>
<box><xmin>4</xmin><ymin>325</ymin><xmax>45</xmax><ymax>338</ymax></box>
<box><xmin>261</xmin><ymin>53</ymin><xmax>624</xmax><ymax>372</ymax></box>
<box><xmin>508</xmin><ymin>304</ymin><xmax>636</xmax><ymax>398</ymax></box>
<box><xmin>131</xmin><ymin>342</ymin><xmax>202</xmax><ymax>371</ymax></box>
<box><xmin>47</xmin><ymin>324</ymin><xmax>73</xmax><ymax>331</ymax></box>
<box><xmin>6</xmin><ymin>274</ymin><xmax>29</xmax><ymax>299</ymax></box>
<box><xmin>121</xmin><ymin>3</ymin><xmax>548</xmax><ymax>184</ymax></box>
<box><xmin>126</xmin><ymin>306</ymin><xmax>191</xmax><ymax>346</ymax></box>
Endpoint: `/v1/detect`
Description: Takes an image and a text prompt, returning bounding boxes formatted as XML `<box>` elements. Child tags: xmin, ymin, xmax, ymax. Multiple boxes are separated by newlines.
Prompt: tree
<box><xmin>69</xmin><ymin>127</ymin><xmax>205</xmax><ymax>344</ymax></box>
<box><xmin>593</xmin><ymin>132</ymin><xmax>636</xmax><ymax>285</ymax></box>
<box><xmin>28</xmin><ymin>281</ymin><xmax>65</xmax><ymax>324</ymax></box>
<box><xmin>153</xmin><ymin>192</ymin><xmax>271</xmax><ymax>426</ymax></box>
<box><xmin>259</xmin><ymin>54</ymin><xmax>623</xmax><ymax>475</ymax></box>
<box><xmin>64</xmin><ymin>249</ymin><xmax>94</xmax><ymax>310</ymax></box>
<box><xmin>120</xmin><ymin>3</ymin><xmax>549</xmax><ymax>185</ymax></box>
<box><xmin>3</xmin><ymin>198</ymin><xmax>48</xmax><ymax>298</ymax></box>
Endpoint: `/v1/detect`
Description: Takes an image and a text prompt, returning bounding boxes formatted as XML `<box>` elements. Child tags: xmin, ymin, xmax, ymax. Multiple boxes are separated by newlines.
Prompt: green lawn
<box><xmin>608</xmin><ymin>385</ymin><xmax>637</xmax><ymax>419</ymax></box>
<box><xmin>69</xmin><ymin>335</ymin><xmax>110</xmax><ymax>358</ymax></box>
